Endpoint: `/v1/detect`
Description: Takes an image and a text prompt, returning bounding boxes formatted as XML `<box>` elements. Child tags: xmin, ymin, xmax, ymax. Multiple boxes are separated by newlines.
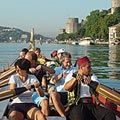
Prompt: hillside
<box><xmin>0</xmin><ymin>26</ymin><xmax>48</xmax><ymax>43</ymax></box>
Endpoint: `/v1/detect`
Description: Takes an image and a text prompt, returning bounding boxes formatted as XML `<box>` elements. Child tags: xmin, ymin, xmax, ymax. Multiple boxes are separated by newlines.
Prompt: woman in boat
<box><xmin>34</xmin><ymin>47</ymin><xmax>53</xmax><ymax>65</ymax></box>
<box><xmin>8</xmin><ymin>58</ymin><xmax>46</xmax><ymax>120</ymax></box>
<box><xmin>64</xmin><ymin>56</ymin><xmax>116</xmax><ymax>120</ymax></box>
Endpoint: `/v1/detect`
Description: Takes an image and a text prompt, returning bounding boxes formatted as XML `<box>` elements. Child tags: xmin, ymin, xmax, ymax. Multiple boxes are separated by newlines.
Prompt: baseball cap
<box><xmin>57</xmin><ymin>48</ymin><xmax>65</xmax><ymax>54</ymax></box>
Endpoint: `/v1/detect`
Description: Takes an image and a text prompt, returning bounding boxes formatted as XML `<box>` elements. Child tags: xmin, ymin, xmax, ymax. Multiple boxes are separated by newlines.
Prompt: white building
<box><xmin>109</xmin><ymin>23</ymin><xmax>120</xmax><ymax>45</ymax></box>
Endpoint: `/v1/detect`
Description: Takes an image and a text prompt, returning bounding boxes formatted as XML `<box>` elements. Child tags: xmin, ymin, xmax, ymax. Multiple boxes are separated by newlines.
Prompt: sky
<box><xmin>0</xmin><ymin>0</ymin><xmax>111</xmax><ymax>38</ymax></box>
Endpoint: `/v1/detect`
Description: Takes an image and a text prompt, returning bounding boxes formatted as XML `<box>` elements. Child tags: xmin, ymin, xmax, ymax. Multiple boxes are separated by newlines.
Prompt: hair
<box><xmin>21</xmin><ymin>48</ymin><xmax>29</xmax><ymax>54</ymax></box>
<box><xmin>27</xmin><ymin>51</ymin><xmax>37</xmax><ymax>62</ymax></box>
<box><xmin>14</xmin><ymin>58</ymin><xmax>31</xmax><ymax>72</ymax></box>
<box><xmin>35</xmin><ymin>47</ymin><xmax>41</xmax><ymax>52</ymax></box>
<box><xmin>61</xmin><ymin>52</ymin><xmax>71</xmax><ymax>62</ymax></box>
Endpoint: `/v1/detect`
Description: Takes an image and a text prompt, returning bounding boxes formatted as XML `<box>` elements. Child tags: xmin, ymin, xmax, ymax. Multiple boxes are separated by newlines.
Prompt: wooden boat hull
<box><xmin>89</xmin><ymin>81</ymin><xmax>120</xmax><ymax>105</ymax></box>
<box><xmin>92</xmin><ymin>94</ymin><xmax>120</xmax><ymax>118</ymax></box>
<box><xmin>90</xmin><ymin>81</ymin><xmax>120</xmax><ymax>117</ymax></box>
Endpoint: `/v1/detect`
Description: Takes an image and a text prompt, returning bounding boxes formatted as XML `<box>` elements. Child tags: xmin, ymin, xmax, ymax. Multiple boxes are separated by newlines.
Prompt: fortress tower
<box><xmin>111</xmin><ymin>0</ymin><xmax>120</xmax><ymax>14</ymax></box>
<box><xmin>65</xmin><ymin>18</ymin><xmax>78</xmax><ymax>34</ymax></box>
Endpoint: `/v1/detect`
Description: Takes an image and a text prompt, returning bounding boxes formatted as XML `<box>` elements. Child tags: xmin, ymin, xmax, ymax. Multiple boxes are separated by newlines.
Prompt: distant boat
<box><xmin>79</xmin><ymin>40</ymin><xmax>91</xmax><ymax>45</ymax></box>
<box><xmin>79</xmin><ymin>37</ymin><xmax>94</xmax><ymax>46</ymax></box>
<box><xmin>71</xmin><ymin>41</ymin><xmax>79</xmax><ymax>45</ymax></box>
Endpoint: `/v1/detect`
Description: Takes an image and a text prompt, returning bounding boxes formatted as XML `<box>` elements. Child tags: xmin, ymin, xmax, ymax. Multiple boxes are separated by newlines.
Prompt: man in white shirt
<box><xmin>64</xmin><ymin>56</ymin><xmax>116</xmax><ymax>120</ymax></box>
<box><xmin>49</xmin><ymin>52</ymin><xmax>75</xmax><ymax>117</ymax></box>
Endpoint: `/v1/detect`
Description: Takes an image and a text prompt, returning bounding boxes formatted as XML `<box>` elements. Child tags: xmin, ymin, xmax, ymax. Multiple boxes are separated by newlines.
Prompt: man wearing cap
<box><xmin>49</xmin><ymin>52</ymin><xmax>76</xmax><ymax>117</ymax></box>
<box><xmin>64</xmin><ymin>56</ymin><xmax>116</xmax><ymax>120</ymax></box>
<box><xmin>57</xmin><ymin>48</ymin><xmax>65</xmax><ymax>64</ymax></box>
<box><xmin>46</xmin><ymin>50</ymin><xmax>60</xmax><ymax>69</ymax></box>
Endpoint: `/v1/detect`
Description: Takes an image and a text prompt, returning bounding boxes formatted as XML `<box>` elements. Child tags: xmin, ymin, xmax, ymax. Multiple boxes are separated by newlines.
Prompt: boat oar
<box><xmin>0</xmin><ymin>85</ymin><xmax>35</xmax><ymax>101</ymax></box>
<box><xmin>0</xmin><ymin>79</ymin><xmax>9</xmax><ymax>88</ymax></box>
<box><xmin>0</xmin><ymin>67</ymin><xmax>15</xmax><ymax>80</ymax></box>
<box><xmin>89</xmin><ymin>81</ymin><xmax>120</xmax><ymax>105</ymax></box>
<box><xmin>9</xmin><ymin>56</ymin><xmax>19</xmax><ymax>67</ymax></box>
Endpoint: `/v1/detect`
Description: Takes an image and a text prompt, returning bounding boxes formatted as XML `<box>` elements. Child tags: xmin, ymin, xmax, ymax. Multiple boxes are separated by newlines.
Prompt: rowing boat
<box><xmin>0</xmin><ymin>74</ymin><xmax>120</xmax><ymax>119</ymax></box>
<box><xmin>0</xmin><ymin>69</ymin><xmax>120</xmax><ymax>119</ymax></box>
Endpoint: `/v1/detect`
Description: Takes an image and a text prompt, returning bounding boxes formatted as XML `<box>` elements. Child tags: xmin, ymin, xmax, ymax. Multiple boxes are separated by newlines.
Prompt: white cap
<box><xmin>57</xmin><ymin>48</ymin><xmax>65</xmax><ymax>54</ymax></box>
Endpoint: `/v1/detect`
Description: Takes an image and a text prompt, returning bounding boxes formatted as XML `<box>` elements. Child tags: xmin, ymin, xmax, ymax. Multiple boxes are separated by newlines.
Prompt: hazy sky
<box><xmin>0</xmin><ymin>0</ymin><xmax>111</xmax><ymax>37</ymax></box>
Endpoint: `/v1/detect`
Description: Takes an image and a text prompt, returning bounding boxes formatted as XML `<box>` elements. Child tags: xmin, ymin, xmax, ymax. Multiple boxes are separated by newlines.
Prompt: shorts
<box><xmin>32</xmin><ymin>92</ymin><xmax>48</xmax><ymax>107</ymax></box>
<box><xmin>59</xmin><ymin>92</ymin><xmax>68</xmax><ymax>106</ymax></box>
<box><xmin>8</xmin><ymin>103</ymin><xmax>38</xmax><ymax>118</ymax></box>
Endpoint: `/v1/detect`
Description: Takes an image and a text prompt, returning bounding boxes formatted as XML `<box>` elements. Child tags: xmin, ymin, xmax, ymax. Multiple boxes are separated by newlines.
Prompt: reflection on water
<box><xmin>108</xmin><ymin>45</ymin><xmax>120</xmax><ymax>80</ymax></box>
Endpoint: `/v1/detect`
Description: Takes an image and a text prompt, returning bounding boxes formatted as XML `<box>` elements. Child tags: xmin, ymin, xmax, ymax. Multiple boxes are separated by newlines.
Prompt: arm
<box><xmin>36</xmin><ymin>64</ymin><xmax>55</xmax><ymax>74</ymax></box>
<box><xmin>64</xmin><ymin>77</ymin><xmax>77</xmax><ymax>91</ymax></box>
<box><xmin>33</xmin><ymin>82</ymin><xmax>44</xmax><ymax>97</ymax></box>
<box><xmin>53</xmin><ymin>69</ymin><xmax>68</xmax><ymax>83</ymax></box>
<box><xmin>52</xmin><ymin>73</ymin><xmax>63</xmax><ymax>83</ymax></box>
<box><xmin>42</xmin><ymin>65</ymin><xmax>55</xmax><ymax>74</ymax></box>
<box><xmin>9</xmin><ymin>75</ymin><xmax>17</xmax><ymax>90</ymax></box>
<box><xmin>9</xmin><ymin>83</ymin><xmax>16</xmax><ymax>90</ymax></box>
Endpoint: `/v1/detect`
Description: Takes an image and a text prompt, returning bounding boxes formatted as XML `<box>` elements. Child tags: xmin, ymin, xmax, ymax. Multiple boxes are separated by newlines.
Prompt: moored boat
<box><xmin>79</xmin><ymin>40</ymin><xmax>91</xmax><ymax>45</ymax></box>
<box><xmin>79</xmin><ymin>37</ymin><xmax>94</xmax><ymax>46</ymax></box>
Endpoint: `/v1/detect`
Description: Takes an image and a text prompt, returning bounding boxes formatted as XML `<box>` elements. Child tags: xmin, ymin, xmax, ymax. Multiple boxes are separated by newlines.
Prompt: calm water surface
<box><xmin>0</xmin><ymin>43</ymin><xmax>120</xmax><ymax>89</ymax></box>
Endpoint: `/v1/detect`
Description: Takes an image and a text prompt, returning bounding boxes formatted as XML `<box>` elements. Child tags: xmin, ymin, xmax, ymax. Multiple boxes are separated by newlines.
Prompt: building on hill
<box><xmin>111</xmin><ymin>0</ymin><xmax>120</xmax><ymax>14</ymax></box>
<box><xmin>21</xmin><ymin>34</ymin><xmax>28</xmax><ymax>42</ymax></box>
<box><xmin>109</xmin><ymin>23</ymin><xmax>120</xmax><ymax>45</ymax></box>
<box><xmin>59</xmin><ymin>29</ymin><xmax>66</xmax><ymax>34</ymax></box>
<box><xmin>65</xmin><ymin>18</ymin><xmax>78</xmax><ymax>34</ymax></box>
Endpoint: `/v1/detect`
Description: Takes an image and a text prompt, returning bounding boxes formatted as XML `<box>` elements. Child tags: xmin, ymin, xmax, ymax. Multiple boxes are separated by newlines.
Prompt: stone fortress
<box><xmin>111</xmin><ymin>0</ymin><xmax>120</xmax><ymax>14</ymax></box>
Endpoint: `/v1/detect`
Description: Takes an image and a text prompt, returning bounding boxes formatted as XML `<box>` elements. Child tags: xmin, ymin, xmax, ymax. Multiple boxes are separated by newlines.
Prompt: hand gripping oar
<box><xmin>89</xmin><ymin>81</ymin><xmax>120</xmax><ymax>106</ymax></box>
<box><xmin>0</xmin><ymin>85</ymin><xmax>35</xmax><ymax>101</ymax></box>
<box><xmin>72</xmin><ymin>73</ymin><xmax>120</xmax><ymax>106</ymax></box>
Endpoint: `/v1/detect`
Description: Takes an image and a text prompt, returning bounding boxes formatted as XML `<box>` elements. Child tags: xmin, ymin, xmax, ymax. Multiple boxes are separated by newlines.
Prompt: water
<box><xmin>0</xmin><ymin>43</ymin><xmax>120</xmax><ymax>89</ymax></box>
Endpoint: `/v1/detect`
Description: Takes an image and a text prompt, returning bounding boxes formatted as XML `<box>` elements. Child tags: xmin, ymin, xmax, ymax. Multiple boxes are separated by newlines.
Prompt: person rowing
<box><xmin>7</xmin><ymin>58</ymin><xmax>46</xmax><ymax>120</ymax></box>
<box><xmin>49</xmin><ymin>52</ymin><xmax>76</xmax><ymax>117</ymax></box>
<box><xmin>64</xmin><ymin>56</ymin><xmax>116</xmax><ymax>120</ymax></box>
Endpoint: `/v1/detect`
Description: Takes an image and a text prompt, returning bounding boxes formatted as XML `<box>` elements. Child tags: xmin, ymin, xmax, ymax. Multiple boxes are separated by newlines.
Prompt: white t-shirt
<box><xmin>54</xmin><ymin>66</ymin><xmax>76</xmax><ymax>92</ymax></box>
<box><xmin>65</xmin><ymin>72</ymin><xmax>99</xmax><ymax>98</ymax></box>
<box><xmin>9</xmin><ymin>74</ymin><xmax>39</xmax><ymax>104</ymax></box>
